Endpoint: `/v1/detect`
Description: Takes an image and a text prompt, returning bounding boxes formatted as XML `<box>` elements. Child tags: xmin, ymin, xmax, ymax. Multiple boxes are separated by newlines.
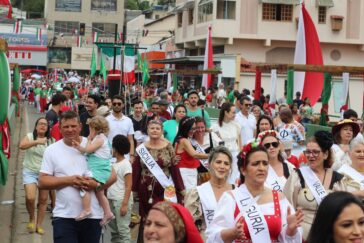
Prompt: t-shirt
<box><xmin>40</xmin><ymin>138</ymin><xmax>103</xmax><ymax>219</ymax></box>
<box><xmin>107</xmin><ymin>158</ymin><xmax>132</xmax><ymax>201</ymax></box>
<box><xmin>234</xmin><ymin>112</ymin><xmax>256</xmax><ymax>145</ymax></box>
<box><xmin>23</xmin><ymin>133</ymin><xmax>54</xmax><ymax>172</ymax></box>
<box><xmin>163</xmin><ymin>119</ymin><xmax>179</xmax><ymax>143</ymax></box>
<box><xmin>106</xmin><ymin>113</ymin><xmax>135</xmax><ymax>143</ymax></box>
<box><xmin>80</xmin><ymin>111</ymin><xmax>94</xmax><ymax>137</ymax></box>
<box><xmin>45</xmin><ymin>109</ymin><xmax>58</xmax><ymax>129</ymax></box>
<box><xmin>212</xmin><ymin>121</ymin><xmax>241</xmax><ymax>152</ymax></box>
<box><xmin>187</xmin><ymin>108</ymin><xmax>211</xmax><ymax>128</ymax></box>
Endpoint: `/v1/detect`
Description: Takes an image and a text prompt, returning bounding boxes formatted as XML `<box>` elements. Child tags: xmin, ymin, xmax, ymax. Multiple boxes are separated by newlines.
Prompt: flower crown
<box><xmin>257</xmin><ymin>130</ymin><xmax>278</xmax><ymax>143</ymax></box>
<box><xmin>240</xmin><ymin>140</ymin><xmax>260</xmax><ymax>160</ymax></box>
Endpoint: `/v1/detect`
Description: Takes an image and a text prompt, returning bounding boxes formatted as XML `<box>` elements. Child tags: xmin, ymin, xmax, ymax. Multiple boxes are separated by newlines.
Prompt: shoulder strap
<box><xmin>209</xmin><ymin>132</ymin><xmax>213</xmax><ymax>148</ymax></box>
<box><xmin>330</xmin><ymin>171</ymin><xmax>344</xmax><ymax>189</ymax></box>
<box><xmin>283</xmin><ymin>162</ymin><xmax>290</xmax><ymax>179</ymax></box>
<box><xmin>295</xmin><ymin>168</ymin><xmax>306</xmax><ymax>188</ymax></box>
<box><xmin>201</xmin><ymin>108</ymin><xmax>205</xmax><ymax>119</ymax></box>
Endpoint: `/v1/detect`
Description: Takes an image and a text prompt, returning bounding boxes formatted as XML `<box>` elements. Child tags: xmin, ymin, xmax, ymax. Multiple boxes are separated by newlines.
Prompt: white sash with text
<box><xmin>189</xmin><ymin>138</ymin><xmax>209</xmax><ymax>169</ymax></box>
<box><xmin>196</xmin><ymin>182</ymin><xmax>217</xmax><ymax>228</ymax></box>
<box><xmin>265</xmin><ymin>165</ymin><xmax>284</xmax><ymax>192</ymax></box>
<box><xmin>300</xmin><ymin>166</ymin><xmax>327</xmax><ymax>205</ymax></box>
<box><xmin>338</xmin><ymin>164</ymin><xmax>364</xmax><ymax>189</ymax></box>
<box><xmin>232</xmin><ymin>184</ymin><xmax>271</xmax><ymax>243</ymax></box>
<box><xmin>136</xmin><ymin>144</ymin><xmax>177</xmax><ymax>203</ymax></box>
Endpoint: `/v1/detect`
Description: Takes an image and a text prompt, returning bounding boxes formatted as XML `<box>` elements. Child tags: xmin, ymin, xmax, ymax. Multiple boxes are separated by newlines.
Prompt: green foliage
<box><xmin>125</xmin><ymin>0</ymin><xmax>151</xmax><ymax>11</ymax></box>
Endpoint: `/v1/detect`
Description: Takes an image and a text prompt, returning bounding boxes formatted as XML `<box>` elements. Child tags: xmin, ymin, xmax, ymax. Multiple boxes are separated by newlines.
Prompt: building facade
<box><xmin>45</xmin><ymin>0</ymin><xmax>125</xmax><ymax>70</ymax></box>
<box><xmin>173</xmin><ymin>0</ymin><xmax>364</xmax><ymax>116</ymax></box>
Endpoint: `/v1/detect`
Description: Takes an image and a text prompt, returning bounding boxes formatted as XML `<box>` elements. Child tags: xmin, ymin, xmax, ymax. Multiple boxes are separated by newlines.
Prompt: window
<box><xmin>262</xmin><ymin>3</ymin><xmax>293</xmax><ymax>21</ymax></box>
<box><xmin>178</xmin><ymin>12</ymin><xmax>183</xmax><ymax>27</ymax></box>
<box><xmin>217</xmin><ymin>0</ymin><xmax>236</xmax><ymax>19</ymax></box>
<box><xmin>54</xmin><ymin>21</ymin><xmax>79</xmax><ymax>35</ymax></box>
<box><xmin>91</xmin><ymin>0</ymin><xmax>116</xmax><ymax>11</ymax></box>
<box><xmin>188</xmin><ymin>8</ymin><xmax>194</xmax><ymax>25</ymax></box>
<box><xmin>55</xmin><ymin>0</ymin><xmax>81</xmax><ymax>12</ymax></box>
<box><xmin>318</xmin><ymin>6</ymin><xmax>326</xmax><ymax>23</ymax></box>
<box><xmin>198</xmin><ymin>0</ymin><xmax>213</xmax><ymax>23</ymax></box>
<box><xmin>92</xmin><ymin>23</ymin><xmax>117</xmax><ymax>37</ymax></box>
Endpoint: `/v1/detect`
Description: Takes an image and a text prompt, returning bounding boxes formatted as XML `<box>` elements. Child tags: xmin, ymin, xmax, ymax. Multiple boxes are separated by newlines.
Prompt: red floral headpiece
<box><xmin>257</xmin><ymin>130</ymin><xmax>278</xmax><ymax>144</ymax></box>
<box><xmin>240</xmin><ymin>140</ymin><xmax>260</xmax><ymax>160</ymax></box>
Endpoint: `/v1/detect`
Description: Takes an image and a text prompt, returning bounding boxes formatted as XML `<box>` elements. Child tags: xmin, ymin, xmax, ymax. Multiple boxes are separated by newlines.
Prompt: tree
<box><xmin>125</xmin><ymin>0</ymin><xmax>151</xmax><ymax>11</ymax></box>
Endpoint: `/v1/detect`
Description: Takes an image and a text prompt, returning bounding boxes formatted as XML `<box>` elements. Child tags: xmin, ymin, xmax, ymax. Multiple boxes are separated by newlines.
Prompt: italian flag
<box><xmin>123</xmin><ymin>46</ymin><xmax>135</xmax><ymax>84</ymax></box>
<box><xmin>77</xmin><ymin>36</ymin><xmax>82</xmax><ymax>47</ymax></box>
<box><xmin>13</xmin><ymin>19</ymin><xmax>22</xmax><ymax>34</ymax></box>
<box><xmin>93</xmin><ymin>32</ymin><xmax>99</xmax><ymax>43</ymax></box>
<box><xmin>293</xmin><ymin>3</ymin><xmax>324</xmax><ymax>106</ymax></box>
<box><xmin>202</xmin><ymin>25</ymin><xmax>213</xmax><ymax>89</ymax></box>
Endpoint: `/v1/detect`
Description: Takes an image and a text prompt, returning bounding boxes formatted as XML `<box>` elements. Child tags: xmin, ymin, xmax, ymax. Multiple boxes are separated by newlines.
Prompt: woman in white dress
<box><xmin>331</xmin><ymin>119</ymin><xmax>360</xmax><ymax>170</ymax></box>
<box><xmin>258</xmin><ymin>130</ymin><xmax>295</xmax><ymax>192</ymax></box>
<box><xmin>184</xmin><ymin>146</ymin><xmax>234</xmax><ymax>240</ymax></box>
<box><xmin>212</xmin><ymin>102</ymin><xmax>241</xmax><ymax>184</ymax></box>
<box><xmin>206</xmin><ymin>142</ymin><xmax>303</xmax><ymax>243</ymax></box>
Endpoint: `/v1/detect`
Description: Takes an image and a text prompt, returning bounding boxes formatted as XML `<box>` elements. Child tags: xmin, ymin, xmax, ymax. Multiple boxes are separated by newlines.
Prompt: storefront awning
<box><xmin>316</xmin><ymin>0</ymin><xmax>334</xmax><ymax>7</ymax></box>
<box><xmin>259</xmin><ymin>0</ymin><xmax>301</xmax><ymax>4</ymax></box>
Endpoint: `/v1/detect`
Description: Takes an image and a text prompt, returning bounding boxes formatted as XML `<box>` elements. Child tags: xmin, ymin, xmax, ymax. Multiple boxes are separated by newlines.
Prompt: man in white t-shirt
<box><xmin>234</xmin><ymin>96</ymin><xmax>256</xmax><ymax>145</ymax></box>
<box><xmin>106</xmin><ymin>95</ymin><xmax>135</xmax><ymax>162</ymax></box>
<box><xmin>39</xmin><ymin>111</ymin><xmax>116</xmax><ymax>243</ymax></box>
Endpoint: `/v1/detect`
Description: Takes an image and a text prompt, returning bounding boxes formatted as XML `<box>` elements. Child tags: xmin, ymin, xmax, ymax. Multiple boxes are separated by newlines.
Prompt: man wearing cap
<box><xmin>187</xmin><ymin>90</ymin><xmax>211</xmax><ymax>128</ymax></box>
<box><xmin>79</xmin><ymin>94</ymin><xmax>101</xmax><ymax>137</ymax></box>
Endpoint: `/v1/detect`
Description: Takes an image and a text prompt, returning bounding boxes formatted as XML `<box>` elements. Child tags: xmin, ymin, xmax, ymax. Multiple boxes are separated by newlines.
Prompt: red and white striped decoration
<box><xmin>93</xmin><ymin>32</ymin><xmax>99</xmax><ymax>43</ymax></box>
<box><xmin>76</xmin><ymin>36</ymin><xmax>82</xmax><ymax>47</ymax></box>
<box><xmin>13</xmin><ymin>19</ymin><xmax>22</xmax><ymax>34</ymax></box>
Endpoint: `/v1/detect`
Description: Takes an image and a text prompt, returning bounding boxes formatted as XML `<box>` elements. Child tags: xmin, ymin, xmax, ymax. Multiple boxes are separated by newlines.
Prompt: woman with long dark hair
<box><xmin>255</xmin><ymin>115</ymin><xmax>274</xmax><ymax>139</ymax></box>
<box><xmin>206</xmin><ymin>142</ymin><xmax>303</xmax><ymax>242</ymax></box>
<box><xmin>163</xmin><ymin>104</ymin><xmax>187</xmax><ymax>143</ymax></box>
<box><xmin>174</xmin><ymin>116</ymin><xmax>209</xmax><ymax>191</ymax></box>
<box><xmin>307</xmin><ymin>191</ymin><xmax>364</xmax><ymax>243</ymax></box>
<box><xmin>19</xmin><ymin>117</ymin><xmax>55</xmax><ymax>234</ymax></box>
<box><xmin>212</xmin><ymin>103</ymin><xmax>241</xmax><ymax>184</ymax></box>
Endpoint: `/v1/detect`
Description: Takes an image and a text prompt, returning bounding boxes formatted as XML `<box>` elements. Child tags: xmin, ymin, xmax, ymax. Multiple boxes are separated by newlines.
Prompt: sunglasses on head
<box><xmin>113</xmin><ymin>102</ymin><xmax>122</xmax><ymax>106</ymax></box>
<box><xmin>263</xmin><ymin>142</ymin><xmax>279</xmax><ymax>149</ymax></box>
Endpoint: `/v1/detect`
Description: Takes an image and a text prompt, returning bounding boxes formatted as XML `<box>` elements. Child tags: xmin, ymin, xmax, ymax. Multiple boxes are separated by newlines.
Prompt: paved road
<box><xmin>0</xmin><ymin>104</ymin><xmax>139</xmax><ymax>243</ymax></box>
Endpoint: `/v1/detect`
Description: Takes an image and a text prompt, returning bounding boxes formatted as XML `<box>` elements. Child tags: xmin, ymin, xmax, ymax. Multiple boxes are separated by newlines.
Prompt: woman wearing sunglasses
<box><xmin>283</xmin><ymin>131</ymin><xmax>346</xmax><ymax>241</ymax></box>
<box><xmin>258</xmin><ymin>130</ymin><xmax>295</xmax><ymax>193</ymax></box>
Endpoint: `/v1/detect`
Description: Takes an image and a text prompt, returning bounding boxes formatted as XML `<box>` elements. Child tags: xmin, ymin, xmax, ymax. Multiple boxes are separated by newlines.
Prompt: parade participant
<box><xmin>150</xmin><ymin>101</ymin><xmax>167</xmax><ymax>123</ymax></box>
<box><xmin>80</xmin><ymin>94</ymin><xmax>101</xmax><ymax>137</ymax></box>
<box><xmin>338</xmin><ymin>137</ymin><xmax>364</xmax><ymax>201</ymax></box>
<box><xmin>251</xmin><ymin>104</ymin><xmax>262</xmax><ymax>122</ymax></box>
<box><xmin>259</xmin><ymin>130</ymin><xmax>295</xmax><ymax>192</ymax></box>
<box><xmin>255</xmin><ymin>115</ymin><xmax>274</xmax><ymax>139</ymax></box>
<box><xmin>144</xmin><ymin>201</ymin><xmax>204</xmax><ymax>243</ymax></box>
<box><xmin>284</xmin><ymin>131</ymin><xmax>346</xmax><ymax>240</ymax></box>
<box><xmin>62</xmin><ymin>86</ymin><xmax>77</xmax><ymax>112</ymax></box>
<box><xmin>187</xmin><ymin>90</ymin><xmax>211</xmax><ymax>128</ymax></box>
<box><xmin>174</xmin><ymin>116</ymin><xmax>209</xmax><ymax>190</ymax></box>
<box><xmin>273</xmin><ymin>103</ymin><xmax>289</xmax><ymax>128</ymax></box>
<box><xmin>331</xmin><ymin>119</ymin><xmax>360</xmax><ymax>170</ymax></box>
<box><xmin>185</xmin><ymin>146</ymin><xmax>233</xmax><ymax>239</ymax></box>
<box><xmin>105</xmin><ymin>98</ymin><xmax>112</xmax><ymax>109</ymax></box>
<box><xmin>133</xmin><ymin>120</ymin><xmax>185</xmax><ymax>241</ymax></box>
<box><xmin>292</xmin><ymin>103</ymin><xmax>302</xmax><ymax>123</ymax></box>
<box><xmin>129</xmin><ymin>100</ymin><xmax>148</xmax><ymax>146</ymax></box>
<box><xmin>300</xmin><ymin>97</ymin><xmax>313</xmax><ymax>124</ymax></box>
<box><xmin>34</xmin><ymin>83</ymin><xmax>42</xmax><ymax>112</ymax></box>
<box><xmin>163</xmin><ymin>104</ymin><xmax>187</xmax><ymax>143</ymax></box>
<box><xmin>107</xmin><ymin>135</ymin><xmax>133</xmax><ymax>242</ymax></box>
<box><xmin>158</xmin><ymin>99</ymin><xmax>172</xmax><ymax>120</ymax></box>
<box><xmin>28</xmin><ymin>86</ymin><xmax>35</xmax><ymax>105</ymax></box>
<box><xmin>106</xmin><ymin>95</ymin><xmax>135</xmax><ymax>160</ymax></box>
<box><xmin>45</xmin><ymin>93</ymin><xmax>66</xmax><ymax>129</ymax></box>
<box><xmin>206</xmin><ymin>142</ymin><xmax>303</xmax><ymax>243</ymax></box>
<box><xmin>212</xmin><ymin>103</ymin><xmax>241</xmax><ymax>184</ymax></box>
<box><xmin>39</xmin><ymin>111</ymin><xmax>117</xmax><ymax>243</ymax></box>
<box><xmin>193</xmin><ymin>116</ymin><xmax>221</xmax><ymax>152</ymax></box>
<box><xmin>344</xmin><ymin>109</ymin><xmax>364</xmax><ymax>140</ymax></box>
<box><xmin>276</xmin><ymin>107</ymin><xmax>305</xmax><ymax>156</ymax></box>
<box><xmin>72</xmin><ymin>116</ymin><xmax>114</xmax><ymax>225</ymax></box>
<box><xmin>19</xmin><ymin>118</ymin><xmax>55</xmax><ymax>234</ymax></box>
<box><xmin>235</xmin><ymin>96</ymin><xmax>256</xmax><ymax>145</ymax></box>
<box><xmin>307</xmin><ymin>191</ymin><xmax>364</xmax><ymax>243</ymax></box>
<box><xmin>39</xmin><ymin>85</ymin><xmax>48</xmax><ymax>113</ymax></box>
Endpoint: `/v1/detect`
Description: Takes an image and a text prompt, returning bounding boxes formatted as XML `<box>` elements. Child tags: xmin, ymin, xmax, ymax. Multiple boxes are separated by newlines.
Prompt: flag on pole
<box><xmin>167</xmin><ymin>72</ymin><xmax>172</xmax><ymax>91</ymax></box>
<box><xmin>340</xmin><ymin>72</ymin><xmax>350</xmax><ymax>116</ymax></box>
<box><xmin>93</xmin><ymin>32</ymin><xmax>99</xmax><ymax>43</ymax></box>
<box><xmin>137</xmin><ymin>51</ymin><xmax>143</xmax><ymax>71</ymax></box>
<box><xmin>142</xmin><ymin>55</ymin><xmax>149</xmax><ymax>85</ymax></box>
<box><xmin>123</xmin><ymin>46</ymin><xmax>136</xmax><ymax>84</ymax></box>
<box><xmin>36</xmin><ymin>28</ymin><xmax>42</xmax><ymax>41</ymax></box>
<box><xmin>293</xmin><ymin>3</ymin><xmax>324</xmax><ymax>106</ymax></box>
<box><xmin>76</xmin><ymin>36</ymin><xmax>82</xmax><ymax>47</ymax></box>
<box><xmin>319</xmin><ymin>73</ymin><xmax>332</xmax><ymax>126</ymax></box>
<box><xmin>90</xmin><ymin>47</ymin><xmax>97</xmax><ymax>78</ymax></box>
<box><xmin>254</xmin><ymin>69</ymin><xmax>262</xmax><ymax>101</ymax></box>
<box><xmin>172</xmin><ymin>73</ymin><xmax>178</xmax><ymax>93</ymax></box>
<box><xmin>269</xmin><ymin>69</ymin><xmax>277</xmax><ymax>116</ymax></box>
<box><xmin>117</xmin><ymin>32</ymin><xmax>123</xmax><ymax>43</ymax></box>
<box><xmin>202</xmin><ymin>25</ymin><xmax>214</xmax><ymax>89</ymax></box>
<box><xmin>0</xmin><ymin>0</ymin><xmax>12</xmax><ymax>19</ymax></box>
<box><xmin>13</xmin><ymin>19</ymin><xmax>22</xmax><ymax>34</ymax></box>
<box><xmin>286</xmin><ymin>69</ymin><xmax>294</xmax><ymax>105</ymax></box>
<box><xmin>99</xmin><ymin>50</ymin><xmax>107</xmax><ymax>81</ymax></box>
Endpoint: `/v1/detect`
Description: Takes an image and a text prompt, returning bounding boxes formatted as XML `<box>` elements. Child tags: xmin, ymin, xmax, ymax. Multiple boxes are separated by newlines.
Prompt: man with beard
<box><xmin>80</xmin><ymin>94</ymin><xmax>101</xmax><ymax>137</ymax></box>
<box><xmin>106</xmin><ymin>95</ymin><xmax>135</xmax><ymax>161</ymax></box>
<box><xmin>186</xmin><ymin>90</ymin><xmax>211</xmax><ymax>128</ymax></box>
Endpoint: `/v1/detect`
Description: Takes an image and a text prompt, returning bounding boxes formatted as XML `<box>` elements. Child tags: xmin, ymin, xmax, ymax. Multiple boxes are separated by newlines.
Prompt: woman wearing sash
<box><xmin>185</xmin><ymin>146</ymin><xmax>234</xmax><ymax>240</ymax></box>
<box><xmin>212</xmin><ymin>103</ymin><xmax>241</xmax><ymax>184</ymax></box>
<box><xmin>206</xmin><ymin>142</ymin><xmax>303</xmax><ymax>243</ymax></box>
<box><xmin>163</xmin><ymin>104</ymin><xmax>187</xmax><ymax>143</ymax></box>
<box><xmin>132</xmin><ymin>120</ymin><xmax>185</xmax><ymax>240</ymax></box>
<box><xmin>259</xmin><ymin>130</ymin><xmax>295</xmax><ymax>192</ymax></box>
<box><xmin>174</xmin><ymin>116</ymin><xmax>209</xmax><ymax>191</ymax></box>
<box><xmin>331</xmin><ymin>119</ymin><xmax>360</xmax><ymax>171</ymax></box>
<box><xmin>283</xmin><ymin>131</ymin><xmax>346</xmax><ymax>241</ymax></box>
<box><xmin>338</xmin><ymin>137</ymin><xmax>364</xmax><ymax>201</ymax></box>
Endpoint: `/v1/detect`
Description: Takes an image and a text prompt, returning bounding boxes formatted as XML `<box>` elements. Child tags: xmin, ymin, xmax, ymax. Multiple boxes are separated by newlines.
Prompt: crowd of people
<box><xmin>18</xmin><ymin>75</ymin><xmax>364</xmax><ymax>243</ymax></box>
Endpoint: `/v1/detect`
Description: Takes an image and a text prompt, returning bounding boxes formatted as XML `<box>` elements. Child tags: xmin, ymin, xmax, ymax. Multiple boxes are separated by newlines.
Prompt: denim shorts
<box><xmin>23</xmin><ymin>168</ymin><xmax>39</xmax><ymax>185</ymax></box>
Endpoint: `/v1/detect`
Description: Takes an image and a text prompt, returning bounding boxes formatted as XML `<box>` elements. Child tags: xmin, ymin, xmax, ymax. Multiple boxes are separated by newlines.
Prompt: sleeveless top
<box><xmin>176</xmin><ymin>141</ymin><xmax>200</xmax><ymax>169</ymax></box>
<box><xmin>233</xmin><ymin>191</ymin><xmax>282</xmax><ymax>242</ymax></box>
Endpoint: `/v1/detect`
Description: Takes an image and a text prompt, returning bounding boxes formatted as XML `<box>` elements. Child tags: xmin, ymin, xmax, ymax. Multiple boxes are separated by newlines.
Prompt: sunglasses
<box><xmin>303</xmin><ymin>150</ymin><xmax>321</xmax><ymax>157</ymax></box>
<box><xmin>244</xmin><ymin>104</ymin><xmax>252</xmax><ymax>107</ymax></box>
<box><xmin>263</xmin><ymin>142</ymin><xmax>279</xmax><ymax>149</ymax></box>
<box><xmin>113</xmin><ymin>102</ymin><xmax>122</xmax><ymax>106</ymax></box>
